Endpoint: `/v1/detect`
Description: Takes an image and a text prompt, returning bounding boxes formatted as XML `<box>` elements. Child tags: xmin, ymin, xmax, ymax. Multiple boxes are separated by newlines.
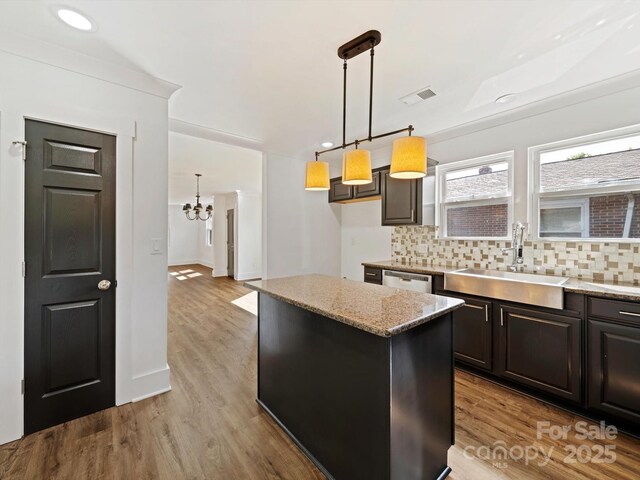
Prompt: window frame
<box><xmin>435</xmin><ymin>151</ymin><xmax>515</xmax><ymax>240</ymax></box>
<box><xmin>528</xmin><ymin>124</ymin><xmax>640</xmax><ymax>242</ymax></box>
<box><xmin>205</xmin><ymin>216</ymin><xmax>213</xmax><ymax>247</ymax></box>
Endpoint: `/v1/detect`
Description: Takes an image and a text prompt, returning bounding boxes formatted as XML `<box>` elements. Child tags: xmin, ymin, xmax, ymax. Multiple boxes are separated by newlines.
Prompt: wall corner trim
<box><xmin>131</xmin><ymin>365</ymin><xmax>171</xmax><ymax>403</ymax></box>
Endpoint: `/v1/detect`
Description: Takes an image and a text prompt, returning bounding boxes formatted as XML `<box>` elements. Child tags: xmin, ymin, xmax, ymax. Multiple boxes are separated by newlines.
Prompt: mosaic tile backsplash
<box><xmin>391</xmin><ymin>226</ymin><xmax>640</xmax><ymax>285</ymax></box>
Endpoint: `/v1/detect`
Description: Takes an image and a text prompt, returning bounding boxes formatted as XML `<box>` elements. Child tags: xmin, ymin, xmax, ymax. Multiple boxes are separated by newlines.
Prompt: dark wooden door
<box><xmin>381</xmin><ymin>170</ymin><xmax>422</xmax><ymax>225</ymax></box>
<box><xmin>588</xmin><ymin>319</ymin><xmax>640</xmax><ymax>423</ymax></box>
<box><xmin>451</xmin><ymin>297</ymin><xmax>492</xmax><ymax>371</ymax></box>
<box><xmin>328</xmin><ymin>178</ymin><xmax>353</xmax><ymax>203</ymax></box>
<box><xmin>497</xmin><ymin>305</ymin><xmax>581</xmax><ymax>402</ymax></box>
<box><xmin>24</xmin><ymin>119</ymin><xmax>116</xmax><ymax>434</ymax></box>
<box><xmin>227</xmin><ymin>209</ymin><xmax>235</xmax><ymax>278</ymax></box>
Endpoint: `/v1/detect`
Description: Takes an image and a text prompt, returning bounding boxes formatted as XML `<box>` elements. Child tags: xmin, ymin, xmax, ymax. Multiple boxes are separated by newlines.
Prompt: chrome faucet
<box><xmin>502</xmin><ymin>221</ymin><xmax>526</xmax><ymax>271</ymax></box>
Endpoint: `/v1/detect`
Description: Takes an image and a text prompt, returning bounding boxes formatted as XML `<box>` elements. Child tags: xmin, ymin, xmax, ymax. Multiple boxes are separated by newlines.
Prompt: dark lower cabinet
<box><xmin>328</xmin><ymin>178</ymin><xmax>353</xmax><ymax>202</ymax></box>
<box><xmin>451</xmin><ymin>296</ymin><xmax>492</xmax><ymax>371</ymax></box>
<box><xmin>497</xmin><ymin>305</ymin><xmax>582</xmax><ymax>403</ymax></box>
<box><xmin>364</xmin><ymin>267</ymin><xmax>383</xmax><ymax>285</ymax></box>
<box><xmin>588</xmin><ymin>319</ymin><xmax>640</xmax><ymax>423</ymax></box>
<box><xmin>381</xmin><ymin>169</ymin><xmax>422</xmax><ymax>226</ymax></box>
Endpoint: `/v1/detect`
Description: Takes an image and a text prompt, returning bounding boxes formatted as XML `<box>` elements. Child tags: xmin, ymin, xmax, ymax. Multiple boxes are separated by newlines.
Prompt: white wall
<box><xmin>339</xmin><ymin>84</ymin><xmax>640</xmax><ymax>280</ymax></box>
<box><xmin>0</xmin><ymin>50</ymin><xmax>175</xmax><ymax>444</ymax></box>
<box><xmin>236</xmin><ymin>192</ymin><xmax>262</xmax><ymax>280</ymax></box>
<box><xmin>263</xmin><ymin>153</ymin><xmax>342</xmax><ymax>279</ymax></box>
<box><xmin>168</xmin><ymin>204</ymin><xmax>200</xmax><ymax>265</ymax></box>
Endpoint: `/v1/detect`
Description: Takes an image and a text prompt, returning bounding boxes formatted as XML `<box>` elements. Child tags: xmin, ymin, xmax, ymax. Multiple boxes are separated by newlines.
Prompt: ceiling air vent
<box><xmin>400</xmin><ymin>87</ymin><xmax>436</xmax><ymax>106</ymax></box>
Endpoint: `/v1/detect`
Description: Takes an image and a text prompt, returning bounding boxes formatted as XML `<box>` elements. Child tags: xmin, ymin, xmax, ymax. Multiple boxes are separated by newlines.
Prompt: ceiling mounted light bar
<box><xmin>305</xmin><ymin>30</ymin><xmax>430</xmax><ymax>191</ymax></box>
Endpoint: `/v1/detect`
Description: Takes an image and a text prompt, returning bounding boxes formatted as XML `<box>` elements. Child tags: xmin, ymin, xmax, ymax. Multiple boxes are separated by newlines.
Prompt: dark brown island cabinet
<box><xmin>247</xmin><ymin>274</ymin><xmax>464</xmax><ymax>480</ymax></box>
<box><xmin>329</xmin><ymin>166</ymin><xmax>423</xmax><ymax>226</ymax></box>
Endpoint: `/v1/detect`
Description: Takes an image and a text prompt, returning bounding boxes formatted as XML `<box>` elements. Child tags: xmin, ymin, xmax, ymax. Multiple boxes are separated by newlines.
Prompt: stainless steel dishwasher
<box><xmin>383</xmin><ymin>270</ymin><xmax>433</xmax><ymax>293</ymax></box>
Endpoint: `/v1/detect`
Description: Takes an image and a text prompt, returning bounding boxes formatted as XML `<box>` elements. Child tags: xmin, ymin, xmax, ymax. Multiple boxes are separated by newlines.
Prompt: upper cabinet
<box><xmin>328</xmin><ymin>178</ymin><xmax>353</xmax><ymax>202</ymax></box>
<box><xmin>381</xmin><ymin>169</ymin><xmax>423</xmax><ymax>225</ymax></box>
<box><xmin>328</xmin><ymin>165</ymin><xmax>423</xmax><ymax>226</ymax></box>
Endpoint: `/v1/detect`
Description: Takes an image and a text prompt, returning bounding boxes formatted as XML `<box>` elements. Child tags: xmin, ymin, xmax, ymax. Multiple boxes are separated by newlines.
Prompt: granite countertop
<box><xmin>245</xmin><ymin>274</ymin><xmax>464</xmax><ymax>338</ymax></box>
<box><xmin>362</xmin><ymin>260</ymin><xmax>455</xmax><ymax>276</ymax></box>
<box><xmin>363</xmin><ymin>260</ymin><xmax>640</xmax><ymax>302</ymax></box>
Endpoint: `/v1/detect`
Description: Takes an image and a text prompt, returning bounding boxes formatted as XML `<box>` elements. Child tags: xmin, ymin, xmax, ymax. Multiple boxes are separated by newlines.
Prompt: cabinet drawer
<box><xmin>588</xmin><ymin>297</ymin><xmax>640</xmax><ymax>325</ymax></box>
<box><xmin>364</xmin><ymin>267</ymin><xmax>382</xmax><ymax>284</ymax></box>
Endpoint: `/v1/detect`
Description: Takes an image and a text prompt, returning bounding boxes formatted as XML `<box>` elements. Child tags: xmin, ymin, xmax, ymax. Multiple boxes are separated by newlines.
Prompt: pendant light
<box><xmin>309</xmin><ymin>30</ymin><xmax>429</xmax><ymax>189</ymax></box>
<box><xmin>342</xmin><ymin>141</ymin><xmax>372</xmax><ymax>185</ymax></box>
<box><xmin>305</xmin><ymin>153</ymin><xmax>330</xmax><ymax>190</ymax></box>
<box><xmin>390</xmin><ymin>128</ymin><xmax>427</xmax><ymax>179</ymax></box>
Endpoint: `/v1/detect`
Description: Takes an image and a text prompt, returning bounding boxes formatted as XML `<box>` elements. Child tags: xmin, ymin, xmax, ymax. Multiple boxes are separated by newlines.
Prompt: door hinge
<box><xmin>21</xmin><ymin>379</ymin><xmax>25</xmax><ymax>395</ymax></box>
<box><xmin>12</xmin><ymin>141</ymin><xmax>27</xmax><ymax>161</ymax></box>
<box><xmin>22</xmin><ymin>261</ymin><xmax>26</xmax><ymax>278</ymax></box>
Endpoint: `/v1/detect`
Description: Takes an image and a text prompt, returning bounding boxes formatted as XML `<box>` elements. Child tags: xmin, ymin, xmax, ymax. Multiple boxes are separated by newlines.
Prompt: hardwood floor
<box><xmin>1</xmin><ymin>264</ymin><xmax>639</xmax><ymax>479</ymax></box>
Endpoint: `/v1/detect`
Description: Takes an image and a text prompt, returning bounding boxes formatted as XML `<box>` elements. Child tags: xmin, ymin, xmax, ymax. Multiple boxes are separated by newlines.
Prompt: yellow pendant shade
<box><xmin>342</xmin><ymin>149</ymin><xmax>372</xmax><ymax>185</ymax></box>
<box><xmin>390</xmin><ymin>136</ymin><xmax>427</xmax><ymax>179</ymax></box>
<box><xmin>305</xmin><ymin>161</ymin><xmax>330</xmax><ymax>191</ymax></box>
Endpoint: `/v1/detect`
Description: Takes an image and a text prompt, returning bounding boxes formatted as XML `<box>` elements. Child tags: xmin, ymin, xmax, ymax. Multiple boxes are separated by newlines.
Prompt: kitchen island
<box><xmin>245</xmin><ymin>274</ymin><xmax>464</xmax><ymax>480</ymax></box>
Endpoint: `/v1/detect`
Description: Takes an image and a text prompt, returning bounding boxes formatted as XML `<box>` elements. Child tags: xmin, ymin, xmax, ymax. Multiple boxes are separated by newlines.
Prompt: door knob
<box><xmin>98</xmin><ymin>280</ymin><xmax>111</xmax><ymax>291</ymax></box>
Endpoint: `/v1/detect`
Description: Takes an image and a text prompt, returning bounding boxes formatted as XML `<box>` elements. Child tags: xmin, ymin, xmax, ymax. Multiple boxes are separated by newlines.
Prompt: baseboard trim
<box><xmin>131</xmin><ymin>364</ymin><xmax>171</xmax><ymax>403</ymax></box>
<box><xmin>235</xmin><ymin>271</ymin><xmax>262</xmax><ymax>281</ymax></box>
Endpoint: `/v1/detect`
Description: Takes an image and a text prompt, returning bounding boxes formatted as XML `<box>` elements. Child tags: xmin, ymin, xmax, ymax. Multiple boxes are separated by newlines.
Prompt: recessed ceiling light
<box><xmin>321</xmin><ymin>141</ymin><xmax>334</xmax><ymax>148</ymax></box>
<box><xmin>554</xmin><ymin>33</ymin><xmax>562</xmax><ymax>41</ymax></box>
<box><xmin>516</xmin><ymin>53</ymin><xmax>525</xmax><ymax>60</ymax></box>
<box><xmin>596</xmin><ymin>19</ymin><xmax>606</xmax><ymax>27</ymax></box>
<box><xmin>55</xmin><ymin>7</ymin><xmax>95</xmax><ymax>31</ymax></box>
<box><xmin>495</xmin><ymin>94</ymin><xmax>518</xmax><ymax>105</ymax></box>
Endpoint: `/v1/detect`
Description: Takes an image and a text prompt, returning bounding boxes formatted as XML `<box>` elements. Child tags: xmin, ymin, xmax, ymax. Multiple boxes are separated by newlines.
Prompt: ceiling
<box><xmin>168</xmin><ymin>132</ymin><xmax>262</xmax><ymax>204</ymax></box>
<box><xmin>1</xmin><ymin>0</ymin><xmax>640</xmax><ymax>165</ymax></box>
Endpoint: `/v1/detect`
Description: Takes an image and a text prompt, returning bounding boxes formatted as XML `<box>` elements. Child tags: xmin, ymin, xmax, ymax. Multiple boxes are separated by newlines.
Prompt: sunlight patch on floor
<box><xmin>231</xmin><ymin>291</ymin><xmax>258</xmax><ymax>316</ymax></box>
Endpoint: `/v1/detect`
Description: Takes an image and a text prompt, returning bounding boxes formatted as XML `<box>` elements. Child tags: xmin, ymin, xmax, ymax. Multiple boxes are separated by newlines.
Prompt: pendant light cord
<box><xmin>368</xmin><ymin>42</ymin><xmax>374</xmax><ymax>141</ymax></box>
<box><xmin>342</xmin><ymin>58</ymin><xmax>347</xmax><ymax>148</ymax></box>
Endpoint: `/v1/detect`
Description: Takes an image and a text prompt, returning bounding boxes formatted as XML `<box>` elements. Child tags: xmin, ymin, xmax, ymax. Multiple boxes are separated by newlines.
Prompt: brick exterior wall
<box><xmin>589</xmin><ymin>193</ymin><xmax>640</xmax><ymax>238</ymax></box>
<box><xmin>447</xmin><ymin>203</ymin><xmax>508</xmax><ymax>237</ymax></box>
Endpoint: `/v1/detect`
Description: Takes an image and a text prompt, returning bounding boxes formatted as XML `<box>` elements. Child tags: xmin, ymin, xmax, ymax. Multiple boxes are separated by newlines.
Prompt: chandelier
<box><xmin>305</xmin><ymin>30</ymin><xmax>428</xmax><ymax>191</ymax></box>
<box><xmin>183</xmin><ymin>174</ymin><xmax>212</xmax><ymax>221</ymax></box>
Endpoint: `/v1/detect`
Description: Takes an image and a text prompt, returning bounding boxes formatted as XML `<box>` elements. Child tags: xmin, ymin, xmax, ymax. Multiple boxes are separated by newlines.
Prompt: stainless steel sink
<box><xmin>444</xmin><ymin>268</ymin><xmax>569</xmax><ymax>310</ymax></box>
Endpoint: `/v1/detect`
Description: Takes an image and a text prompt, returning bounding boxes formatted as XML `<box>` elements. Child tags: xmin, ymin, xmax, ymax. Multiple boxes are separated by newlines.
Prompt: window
<box><xmin>436</xmin><ymin>151</ymin><xmax>514</xmax><ymax>238</ymax></box>
<box><xmin>529</xmin><ymin>125</ymin><xmax>640</xmax><ymax>240</ymax></box>
<box><xmin>206</xmin><ymin>216</ymin><xmax>213</xmax><ymax>246</ymax></box>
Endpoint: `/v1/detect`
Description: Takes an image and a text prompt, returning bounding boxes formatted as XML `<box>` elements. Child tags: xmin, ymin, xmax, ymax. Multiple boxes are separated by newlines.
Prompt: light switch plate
<box><xmin>151</xmin><ymin>238</ymin><xmax>162</xmax><ymax>255</ymax></box>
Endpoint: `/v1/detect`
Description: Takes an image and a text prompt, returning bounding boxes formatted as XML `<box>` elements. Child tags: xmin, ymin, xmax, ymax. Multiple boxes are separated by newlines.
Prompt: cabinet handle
<box><xmin>500</xmin><ymin>308</ymin><xmax>504</xmax><ymax>327</ymax></box>
<box><xmin>410</xmin><ymin>208</ymin><xmax>414</xmax><ymax>221</ymax></box>
<box><xmin>485</xmin><ymin>306</ymin><xmax>489</xmax><ymax>323</ymax></box>
<box><xmin>620</xmin><ymin>311</ymin><xmax>640</xmax><ymax>317</ymax></box>
<box><xmin>464</xmin><ymin>304</ymin><xmax>484</xmax><ymax>310</ymax></box>
<box><xmin>365</xmin><ymin>273</ymin><xmax>377</xmax><ymax>277</ymax></box>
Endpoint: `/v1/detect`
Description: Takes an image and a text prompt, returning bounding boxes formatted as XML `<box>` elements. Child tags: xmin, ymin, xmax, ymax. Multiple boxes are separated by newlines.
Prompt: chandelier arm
<box><xmin>185</xmin><ymin>210</ymin><xmax>197</xmax><ymax>221</ymax></box>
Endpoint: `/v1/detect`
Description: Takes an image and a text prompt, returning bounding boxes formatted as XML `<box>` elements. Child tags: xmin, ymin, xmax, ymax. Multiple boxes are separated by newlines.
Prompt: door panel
<box><xmin>25</xmin><ymin>119</ymin><xmax>116</xmax><ymax>434</ymax></box>
<box><xmin>44</xmin><ymin>188</ymin><xmax>101</xmax><ymax>274</ymax></box>
<box><xmin>498</xmin><ymin>305</ymin><xmax>581</xmax><ymax>402</ymax></box>
<box><xmin>451</xmin><ymin>298</ymin><xmax>492</xmax><ymax>371</ymax></box>
<box><xmin>328</xmin><ymin>178</ymin><xmax>353</xmax><ymax>202</ymax></box>
<box><xmin>588</xmin><ymin>319</ymin><xmax>640</xmax><ymax>423</ymax></box>
<box><xmin>381</xmin><ymin>170</ymin><xmax>422</xmax><ymax>225</ymax></box>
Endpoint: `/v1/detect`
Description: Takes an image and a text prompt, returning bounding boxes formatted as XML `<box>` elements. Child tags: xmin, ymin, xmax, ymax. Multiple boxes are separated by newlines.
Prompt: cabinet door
<box><xmin>328</xmin><ymin>178</ymin><xmax>353</xmax><ymax>203</ymax></box>
<box><xmin>363</xmin><ymin>267</ymin><xmax>383</xmax><ymax>285</ymax></box>
<box><xmin>381</xmin><ymin>170</ymin><xmax>422</xmax><ymax>225</ymax></box>
<box><xmin>588</xmin><ymin>319</ymin><xmax>640</xmax><ymax>423</ymax></box>
<box><xmin>452</xmin><ymin>298</ymin><xmax>492</xmax><ymax>371</ymax></box>
<box><xmin>354</xmin><ymin>171</ymin><xmax>381</xmax><ymax>199</ymax></box>
<box><xmin>497</xmin><ymin>305</ymin><xmax>582</xmax><ymax>402</ymax></box>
